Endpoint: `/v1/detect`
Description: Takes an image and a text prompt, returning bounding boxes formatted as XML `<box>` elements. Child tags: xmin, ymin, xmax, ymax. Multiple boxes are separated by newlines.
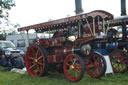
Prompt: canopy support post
<box><xmin>26</xmin><ymin>30</ymin><xmax>29</xmax><ymax>48</ymax></box>
<box><xmin>85</xmin><ymin>18</ymin><xmax>93</xmax><ymax>36</ymax></box>
<box><xmin>35</xmin><ymin>30</ymin><xmax>38</xmax><ymax>39</ymax></box>
<box><xmin>93</xmin><ymin>18</ymin><xmax>96</xmax><ymax>36</ymax></box>
<box><xmin>78</xmin><ymin>21</ymin><xmax>81</xmax><ymax>38</ymax></box>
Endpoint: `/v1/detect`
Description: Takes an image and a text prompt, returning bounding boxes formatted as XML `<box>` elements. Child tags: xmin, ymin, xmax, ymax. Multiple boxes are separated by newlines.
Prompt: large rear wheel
<box><xmin>64</xmin><ymin>54</ymin><xmax>85</xmax><ymax>82</ymax></box>
<box><xmin>85</xmin><ymin>52</ymin><xmax>106</xmax><ymax>78</ymax></box>
<box><xmin>25</xmin><ymin>45</ymin><xmax>48</xmax><ymax>76</ymax></box>
<box><xmin>110</xmin><ymin>50</ymin><xmax>127</xmax><ymax>73</ymax></box>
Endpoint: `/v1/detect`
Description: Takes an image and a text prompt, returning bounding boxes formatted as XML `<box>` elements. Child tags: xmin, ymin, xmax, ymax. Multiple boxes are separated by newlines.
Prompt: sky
<box><xmin>9</xmin><ymin>0</ymin><xmax>128</xmax><ymax>27</ymax></box>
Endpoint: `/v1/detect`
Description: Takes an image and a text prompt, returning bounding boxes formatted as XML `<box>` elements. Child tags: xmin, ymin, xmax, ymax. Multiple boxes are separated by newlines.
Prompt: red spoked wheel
<box><xmin>110</xmin><ymin>50</ymin><xmax>127</xmax><ymax>73</ymax></box>
<box><xmin>25</xmin><ymin>45</ymin><xmax>48</xmax><ymax>76</ymax></box>
<box><xmin>85</xmin><ymin>52</ymin><xmax>106</xmax><ymax>78</ymax></box>
<box><xmin>64</xmin><ymin>54</ymin><xmax>85</xmax><ymax>82</ymax></box>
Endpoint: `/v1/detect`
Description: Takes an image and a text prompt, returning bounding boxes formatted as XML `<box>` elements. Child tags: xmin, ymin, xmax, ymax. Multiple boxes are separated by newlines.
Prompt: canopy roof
<box><xmin>18</xmin><ymin>10</ymin><xmax>113</xmax><ymax>32</ymax></box>
<box><xmin>106</xmin><ymin>15</ymin><xmax>128</xmax><ymax>26</ymax></box>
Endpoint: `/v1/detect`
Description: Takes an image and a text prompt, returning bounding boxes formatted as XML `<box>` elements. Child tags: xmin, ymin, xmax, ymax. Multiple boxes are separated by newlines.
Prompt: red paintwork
<box><xmin>38</xmin><ymin>37</ymin><xmax>66</xmax><ymax>48</ymax></box>
<box><xmin>48</xmin><ymin>55</ymin><xmax>64</xmax><ymax>63</ymax></box>
<box><xmin>75</xmin><ymin>37</ymin><xmax>95</xmax><ymax>47</ymax></box>
<box><xmin>23</xmin><ymin>10</ymin><xmax>114</xmax><ymax>81</ymax></box>
<box><xmin>47</xmin><ymin>45</ymin><xmax>74</xmax><ymax>63</ymax></box>
<box><xmin>34</xmin><ymin>37</ymin><xmax>94</xmax><ymax>64</ymax></box>
<box><xmin>26</xmin><ymin>45</ymin><xmax>45</xmax><ymax>76</ymax></box>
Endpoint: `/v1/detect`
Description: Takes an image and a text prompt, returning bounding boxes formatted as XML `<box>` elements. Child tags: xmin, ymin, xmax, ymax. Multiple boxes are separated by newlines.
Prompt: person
<box><xmin>9</xmin><ymin>54</ymin><xmax>17</xmax><ymax>67</ymax></box>
<box><xmin>15</xmin><ymin>54</ymin><xmax>24</xmax><ymax>69</ymax></box>
<box><xmin>0</xmin><ymin>48</ymin><xmax>5</xmax><ymax>56</ymax></box>
<box><xmin>52</xmin><ymin>31</ymin><xmax>63</xmax><ymax>38</ymax></box>
<box><xmin>0</xmin><ymin>55</ymin><xmax>6</xmax><ymax>66</ymax></box>
<box><xmin>9</xmin><ymin>54</ymin><xmax>24</xmax><ymax>69</ymax></box>
<box><xmin>0</xmin><ymin>55</ymin><xmax>12</xmax><ymax>70</ymax></box>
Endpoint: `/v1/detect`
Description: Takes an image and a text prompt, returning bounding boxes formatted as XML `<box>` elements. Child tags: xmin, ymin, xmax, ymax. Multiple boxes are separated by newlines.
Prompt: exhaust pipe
<box><xmin>121</xmin><ymin>0</ymin><xmax>127</xmax><ymax>16</ymax></box>
<box><xmin>75</xmin><ymin>0</ymin><xmax>84</xmax><ymax>14</ymax></box>
<box><xmin>121</xmin><ymin>0</ymin><xmax>127</xmax><ymax>41</ymax></box>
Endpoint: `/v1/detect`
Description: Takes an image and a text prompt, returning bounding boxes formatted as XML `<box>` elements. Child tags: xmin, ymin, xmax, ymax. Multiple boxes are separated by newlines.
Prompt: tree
<box><xmin>0</xmin><ymin>0</ymin><xmax>15</xmax><ymax>19</ymax></box>
<box><xmin>0</xmin><ymin>34</ymin><xmax>5</xmax><ymax>40</ymax></box>
<box><xmin>0</xmin><ymin>0</ymin><xmax>16</xmax><ymax>40</ymax></box>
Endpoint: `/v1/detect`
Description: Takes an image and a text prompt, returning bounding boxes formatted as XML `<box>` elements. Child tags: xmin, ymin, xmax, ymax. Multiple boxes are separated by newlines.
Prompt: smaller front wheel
<box><xmin>64</xmin><ymin>54</ymin><xmax>85</xmax><ymax>82</ymax></box>
<box><xmin>85</xmin><ymin>52</ymin><xmax>107</xmax><ymax>78</ymax></box>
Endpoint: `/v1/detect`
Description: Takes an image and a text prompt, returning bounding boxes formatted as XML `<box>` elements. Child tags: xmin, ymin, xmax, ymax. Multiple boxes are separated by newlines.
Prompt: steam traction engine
<box><xmin>18</xmin><ymin>10</ymin><xmax>128</xmax><ymax>82</ymax></box>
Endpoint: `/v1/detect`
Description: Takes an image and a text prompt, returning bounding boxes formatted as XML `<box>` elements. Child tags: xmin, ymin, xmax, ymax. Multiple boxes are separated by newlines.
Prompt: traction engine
<box><xmin>18</xmin><ymin>10</ymin><xmax>128</xmax><ymax>82</ymax></box>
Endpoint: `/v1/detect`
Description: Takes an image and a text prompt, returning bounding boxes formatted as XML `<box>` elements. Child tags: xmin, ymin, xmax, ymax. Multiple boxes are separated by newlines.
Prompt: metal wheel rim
<box><xmin>85</xmin><ymin>53</ymin><xmax>105</xmax><ymax>78</ymax></box>
<box><xmin>26</xmin><ymin>45</ymin><xmax>45</xmax><ymax>76</ymax></box>
<box><xmin>64</xmin><ymin>54</ymin><xmax>83</xmax><ymax>82</ymax></box>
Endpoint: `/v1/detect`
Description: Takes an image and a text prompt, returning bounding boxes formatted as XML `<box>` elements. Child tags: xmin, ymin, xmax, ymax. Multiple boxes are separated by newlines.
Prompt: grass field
<box><xmin>0</xmin><ymin>66</ymin><xmax>128</xmax><ymax>85</ymax></box>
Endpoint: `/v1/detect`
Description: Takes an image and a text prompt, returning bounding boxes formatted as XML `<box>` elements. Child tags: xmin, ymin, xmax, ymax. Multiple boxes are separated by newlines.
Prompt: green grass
<box><xmin>1</xmin><ymin>66</ymin><xmax>128</xmax><ymax>85</ymax></box>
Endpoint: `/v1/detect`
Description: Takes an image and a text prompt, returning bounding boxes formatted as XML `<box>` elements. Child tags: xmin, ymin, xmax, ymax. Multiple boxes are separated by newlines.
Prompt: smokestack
<box><xmin>121</xmin><ymin>0</ymin><xmax>127</xmax><ymax>41</ymax></box>
<box><xmin>75</xmin><ymin>0</ymin><xmax>84</xmax><ymax>14</ymax></box>
<box><xmin>121</xmin><ymin>0</ymin><xmax>127</xmax><ymax>16</ymax></box>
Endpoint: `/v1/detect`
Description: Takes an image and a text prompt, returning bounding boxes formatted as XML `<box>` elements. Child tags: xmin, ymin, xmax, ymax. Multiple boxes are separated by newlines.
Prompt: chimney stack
<box><xmin>75</xmin><ymin>0</ymin><xmax>84</xmax><ymax>14</ymax></box>
<box><xmin>121</xmin><ymin>0</ymin><xmax>127</xmax><ymax>41</ymax></box>
<box><xmin>121</xmin><ymin>0</ymin><xmax>127</xmax><ymax>16</ymax></box>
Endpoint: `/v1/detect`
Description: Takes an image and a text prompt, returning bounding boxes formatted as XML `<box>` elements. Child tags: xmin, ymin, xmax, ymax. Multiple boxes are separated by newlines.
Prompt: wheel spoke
<box><xmin>35</xmin><ymin>48</ymin><xmax>39</xmax><ymax>58</ymax></box>
<box><xmin>29</xmin><ymin>64</ymin><xmax>36</xmax><ymax>69</ymax></box>
<box><xmin>75</xmin><ymin>69</ymin><xmax>81</xmax><ymax>73</ymax></box>
<box><xmin>117</xmin><ymin>63</ymin><xmax>120</xmax><ymax>71</ymax></box>
<box><xmin>36</xmin><ymin>65</ymin><xmax>42</xmax><ymax>72</ymax></box>
<box><xmin>97</xmin><ymin>57</ymin><xmax>100</xmax><ymax>63</ymax></box>
<box><xmin>96</xmin><ymin>68</ymin><xmax>99</xmax><ymax>74</ymax></box>
<box><xmin>68</xmin><ymin>69</ymin><xmax>73</xmax><ymax>76</ymax></box>
<box><xmin>28</xmin><ymin>57</ymin><xmax>35</xmax><ymax>60</ymax></box>
<box><xmin>73</xmin><ymin>58</ymin><xmax>77</xmax><ymax>65</ymax></box>
<box><xmin>75</xmin><ymin>71</ymin><xmax>78</xmax><ymax>78</ymax></box>
<box><xmin>31</xmin><ymin>48</ymin><xmax>36</xmax><ymax>56</ymax></box>
<box><xmin>38</xmin><ymin>56</ymin><xmax>43</xmax><ymax>60</ymax></box>
<box><xmin>66</xmin><ymin>63</ymin><xmax>71</xmax><ymax>67</ymax></box>
<box><xmin>38</xmin><ymin>62</ymin><xmax>44</xmax><ymax>66</ymax></box>
<box><xmin>100</xmin><ymin>61</ymin><xmax>104</xmax><ymax>65</ymax></box>
<box><xmin>70</xmin><ymin>57</ymin><xmax>73</xmax><ymax>64</ymax></box>
<box><xmin>120</xmin><ymin>64</ymin><xmax>123</xmax><ymax>71</ymax></box>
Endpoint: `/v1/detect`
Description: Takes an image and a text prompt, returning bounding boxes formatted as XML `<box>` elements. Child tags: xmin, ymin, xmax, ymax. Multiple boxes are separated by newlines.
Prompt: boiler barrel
<box><xmin>95</xmin><ymin>41</ymin><xmax>128</xmax><ymax>49</ymax></box>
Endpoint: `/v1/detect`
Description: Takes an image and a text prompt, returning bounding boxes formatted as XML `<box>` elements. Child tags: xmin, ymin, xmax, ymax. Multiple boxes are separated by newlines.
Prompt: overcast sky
<box><xmin>9</xmin><ymin>0</ymin><xmax>128</xmax><ymax>27</ymax></box>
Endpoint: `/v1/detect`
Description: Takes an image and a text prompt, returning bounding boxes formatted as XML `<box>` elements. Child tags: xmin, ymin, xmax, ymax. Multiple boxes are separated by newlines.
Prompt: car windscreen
<box><xmin>0</xmin><ymin>42</ymin><xmax>16</xmax><ymax>49</ymax></box>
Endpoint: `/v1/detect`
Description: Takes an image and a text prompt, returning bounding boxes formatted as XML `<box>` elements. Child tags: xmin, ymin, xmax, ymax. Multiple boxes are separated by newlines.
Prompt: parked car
<box><xmin>0</xmin><ymin>41</ymin><xmax>25</xmax><ymax>57</ymax></box>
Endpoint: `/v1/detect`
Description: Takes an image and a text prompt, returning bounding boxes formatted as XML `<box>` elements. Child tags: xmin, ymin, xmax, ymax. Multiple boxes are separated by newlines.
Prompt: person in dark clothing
<box><xmin>15</xmin><ymin>54</ymin><xmax>24</xmax><ymax>69</ymax></box>
<box><xmin>0</xmin><ymin>55</ymin><xmax>12</xmax><ymax>70</ymax></box>
<box><xmin>0</xmin><ymin>55</ymin><xmax>6</xmax><ymax>66</ymax></box>
<box><xmin>9</xmin><ymin>54</ymin><xmax>17</xmax><ymax>67</ymax></box>
<box><xmin>0</xmin><ymin>48</ymin><xmax>5</xmax><ymax>56</ymax></box>
<box><xmin>9</xmin><ymin>54</ymin><xmax>24</xmax><ymax>69</ymax></box>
